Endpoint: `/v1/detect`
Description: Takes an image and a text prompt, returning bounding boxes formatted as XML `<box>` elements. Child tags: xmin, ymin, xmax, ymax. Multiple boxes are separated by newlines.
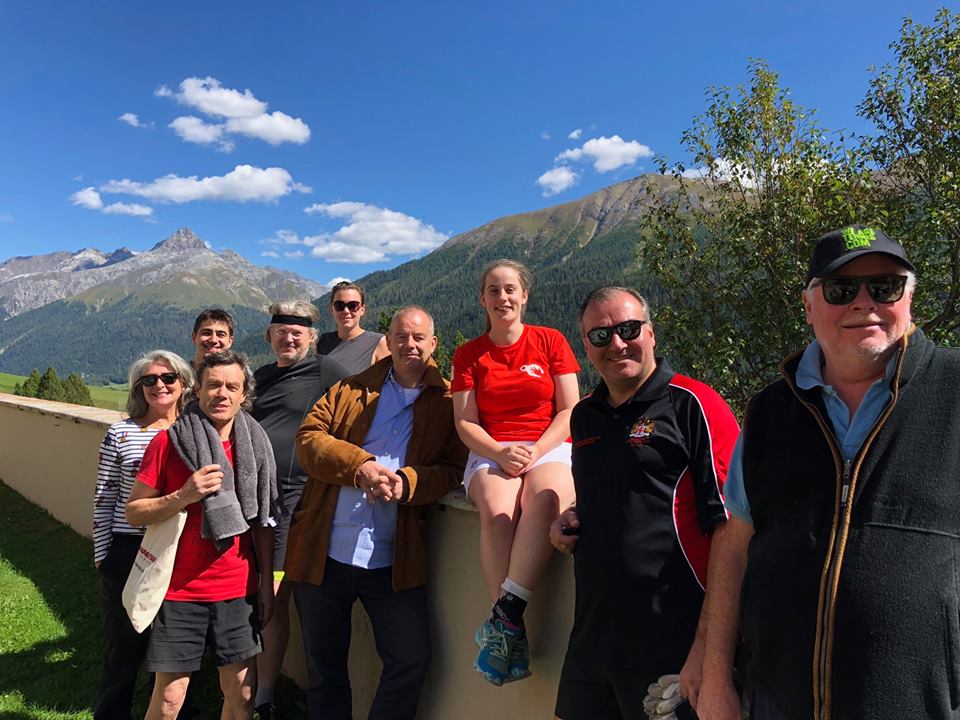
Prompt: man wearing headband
<box><xmin>697</xmin><ymin>225</ymin><xmax>960</xmax><ymax>720</ymax></box>
<box><xmin>251</xmin><ymin>300</ymin><xmax>350</xmax><ymax>718</ymax></box>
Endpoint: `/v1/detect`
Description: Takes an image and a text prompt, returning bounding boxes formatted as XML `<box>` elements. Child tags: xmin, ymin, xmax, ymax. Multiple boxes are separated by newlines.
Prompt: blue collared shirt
<box><xmin>724</xmin><ymin>340</ymin><xmax>897</xmax><ymax>523</ymax></box>
<box><xmin>327</xmin><ymin>369</ymin><xmax>423</xmax><ymax>569</ymax></box>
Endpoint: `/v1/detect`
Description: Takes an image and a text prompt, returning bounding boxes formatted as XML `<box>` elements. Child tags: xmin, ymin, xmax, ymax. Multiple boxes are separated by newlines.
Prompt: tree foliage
<box><xmin>13</xmin><ymin>367</ymin><xmax>93</xmax><ymax>406</ymax></box>
<box><xmin>13</xmin><ymin>369</ymin><xmax>41</xmax><ymax>398</ymax></box>
<box><xmin>858</xmin><ymin>8</ymin><xmax>960</xmax><ymax>341</ymax></box>
<box><xmin>640</xmin><ymin>11</ymin><xmax>960</xmax><ymax>413</ymax></box>
<box><xmin>640</xmin><ymin>61</ymin><xmax>880</xmax><ymax>411</ymax></box>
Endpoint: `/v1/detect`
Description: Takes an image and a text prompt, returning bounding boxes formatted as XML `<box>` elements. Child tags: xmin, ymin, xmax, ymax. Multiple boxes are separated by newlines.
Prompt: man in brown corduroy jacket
<box><xmin>285</xmin><ymin>304</ymin><xmax>467</xmax><ymax>720</ymax></box>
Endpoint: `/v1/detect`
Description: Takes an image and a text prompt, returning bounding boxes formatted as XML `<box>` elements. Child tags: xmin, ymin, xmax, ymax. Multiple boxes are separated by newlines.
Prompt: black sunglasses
<box><xmin>139</xmin><ymin>372</ymin><xmax>180</xmax><ymax>387</ymax></box>
<box><xmin>818</xmin><ymin>274</ymin><xmax>907</xmax><ymax>305</ymax></box>
<box><xmin>586</xmin><ymin>319</ymin><xmax>647</xmax><ymax>347</ymax></box>
<box><xmin>332</xmin><ymin>300</ymin><xmax>362</xmax><ymax>312</ymax></box>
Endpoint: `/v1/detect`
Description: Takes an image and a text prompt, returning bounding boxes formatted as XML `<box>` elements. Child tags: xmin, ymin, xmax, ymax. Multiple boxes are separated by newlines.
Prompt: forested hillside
<box><xmin>316</xmin><ymin>176</ymin><xmax>674</xmax><ymax>387</ymax></box>
<box><xmin>0</xmin><ymin>299</ymin><xmax>272</xmax><ymax>383</ymax></box>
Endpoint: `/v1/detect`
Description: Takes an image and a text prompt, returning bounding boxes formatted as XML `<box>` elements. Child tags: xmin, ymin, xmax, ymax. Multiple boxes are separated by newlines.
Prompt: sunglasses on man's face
<box><xmin>139</xmin><ymin>372</ymin><xmax>180</xmax><ymax>387</ymax></box>
<box><xmin>818</xmin><ymin>274</ymin><xmax>907</xmax><ymax>306</ymax></box>
<box><xmin>332</xmin><ymin>300</ymin><xmax>362</xmax><ymax>312</ymax></box>
<box><xmin>586</xmin><ymin>319</ymin><xmax>647</xmax><ymax>347</ymax></box>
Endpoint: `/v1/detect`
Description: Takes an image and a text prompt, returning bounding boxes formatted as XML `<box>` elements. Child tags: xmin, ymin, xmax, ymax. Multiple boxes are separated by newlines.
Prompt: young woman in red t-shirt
<box><xmin>451</xmin><ymin>259</ymin><xmax>580</xmax><ymax>686</ymax></box>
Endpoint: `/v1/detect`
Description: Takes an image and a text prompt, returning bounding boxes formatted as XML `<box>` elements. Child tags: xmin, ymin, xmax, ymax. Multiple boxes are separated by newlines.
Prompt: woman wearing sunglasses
<box><xmin>316</xmin><ymin>280</ymin><xmax>391</xmax><ymax>372</ymax></box>
<box><xmin>451</xmin><ymin>259</ymin><xmax>580</xmax><ymax>686</ymax></box>
<box><xmin>92</xmin><ymin>349</ymin><xmax>194</xmax><ymax>719</ymax></box>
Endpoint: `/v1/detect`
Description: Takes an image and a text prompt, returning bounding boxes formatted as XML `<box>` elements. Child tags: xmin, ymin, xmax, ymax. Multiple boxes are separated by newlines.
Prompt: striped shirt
<box><xmin>92</xmin><ymin>419</ymin><xmax>161</xmax><ymax>563</ymax></box>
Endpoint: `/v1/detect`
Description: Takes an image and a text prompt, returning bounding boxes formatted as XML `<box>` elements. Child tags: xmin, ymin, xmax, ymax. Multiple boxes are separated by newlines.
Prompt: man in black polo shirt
<box><xmin>549</xmin><ymin>286</ymin><xmax>739</xmax><ymax>720</ymax></box>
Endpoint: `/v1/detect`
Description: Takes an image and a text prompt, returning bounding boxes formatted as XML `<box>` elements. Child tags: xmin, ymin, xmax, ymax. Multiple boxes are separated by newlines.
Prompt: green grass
<box><xmin>0</xmin><ymin>373</ymin><xmax>22</xmax><ymax>394</ymax></box>
<box><xmin>0</xmin><ymin>373</ymin><xmax>128</xmax><ymax>412</ymax></box>
<box><xmin>0</xmin><ymin>482</ymin><xmax>307</xmax><ymax>719</ymax></box>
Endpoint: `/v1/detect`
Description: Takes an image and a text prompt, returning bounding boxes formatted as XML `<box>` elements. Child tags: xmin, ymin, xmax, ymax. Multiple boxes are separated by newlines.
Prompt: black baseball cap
<box><xmin>806</xmin><ymin>224</ymin><xmax>915</xmax><ymax>283</ymax></box>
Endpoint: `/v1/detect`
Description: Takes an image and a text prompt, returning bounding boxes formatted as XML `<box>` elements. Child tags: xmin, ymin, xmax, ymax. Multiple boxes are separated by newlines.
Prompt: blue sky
<box><xmin>0</xmin><ymin>1</ymin><xmax>947</xmax><ymax>286</ymax></box>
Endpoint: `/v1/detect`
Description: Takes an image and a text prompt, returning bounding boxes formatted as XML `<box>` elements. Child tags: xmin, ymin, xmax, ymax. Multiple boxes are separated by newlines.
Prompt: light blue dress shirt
<box><xmin>327</xmin><ymin>369</ymin><xmax>423</xmax><ymax>569</ymax></box>
<box><xmin>724</xmin><ymin>340</ymin><xmax>897</xmax><ymax>523</ymax></box>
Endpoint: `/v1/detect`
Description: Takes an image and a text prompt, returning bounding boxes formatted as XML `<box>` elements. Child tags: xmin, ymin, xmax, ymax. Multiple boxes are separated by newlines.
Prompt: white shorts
<box><xmin>463</xmin><ymin>441</ymin><xmax>572</xmax><ymax>496</ymax></box>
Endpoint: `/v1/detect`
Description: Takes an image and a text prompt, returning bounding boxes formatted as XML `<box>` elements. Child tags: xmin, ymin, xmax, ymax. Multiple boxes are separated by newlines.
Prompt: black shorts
<box><xmin>273</xmin><ymin>484</ymin><xmax>304</xmax><ymax>571</ymax></box>
<box><xmin>556</xmin><ymin>648</ymin><xmax>658</xmax><ymax>720</ymax></box>
<box><xmin>145</xmin><ymin>595</ymin><xmax>262</xmax><ymax>673</ymax></box>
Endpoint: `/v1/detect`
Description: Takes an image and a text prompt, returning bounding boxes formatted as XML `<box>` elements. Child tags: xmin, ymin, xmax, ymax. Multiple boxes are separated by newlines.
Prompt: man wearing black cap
<box><xmin>697</xmin><ymin>225</ymin><xmax>960</xmax><ymax>720</ymax></box>
<box><xmin>251</xmin><ymin>300</ymin><xmax>349</xmax><ymax>718</ymax></box>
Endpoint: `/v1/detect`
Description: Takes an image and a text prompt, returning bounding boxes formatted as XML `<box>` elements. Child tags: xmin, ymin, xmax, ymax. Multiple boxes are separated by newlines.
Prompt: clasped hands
<box><xmin>355</xmin><ymin>460</ymin><xmax>403</xmax><ymax>504</ymax></box>
<box><xmin>497</xmin><ymin>444</ymin><xmax>541</xmax><ymax>477</ymax></box>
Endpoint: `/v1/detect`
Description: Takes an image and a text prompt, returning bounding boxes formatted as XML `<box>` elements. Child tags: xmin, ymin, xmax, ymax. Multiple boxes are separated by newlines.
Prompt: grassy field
<box><xmin>0</xmin><ymin>482</ymin><xmax>306</xmax><ymax>719</ymax></box>
<box><xmin>0</xmin><ymin>373</ymin><xmax>128</xmax><ymax>412</ymax></box>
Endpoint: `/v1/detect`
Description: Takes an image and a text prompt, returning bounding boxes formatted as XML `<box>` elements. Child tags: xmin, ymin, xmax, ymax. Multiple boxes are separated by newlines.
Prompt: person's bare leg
<box><xmin>468</xmin><ymin>468</ymin><xmax>523</xmax><ymax>602</ymax></box>
<box><xmin>507</xmin><ymin>463</ymin><xmax>575</xmax><ymax>590</ymax></box>
<box><xmin>146</xmin><ymin>672</ymin><xmax>190</xmax><ymax>720</ymax></box>
<box><xmin>219</xmin><ymin>658</ymin><xmax>256</xmax><ymax>720</ymax></box>
<box><xmin>255</xmin><ymin>579</ymin><xmax>288</xmax><ymax>710</ymax></box>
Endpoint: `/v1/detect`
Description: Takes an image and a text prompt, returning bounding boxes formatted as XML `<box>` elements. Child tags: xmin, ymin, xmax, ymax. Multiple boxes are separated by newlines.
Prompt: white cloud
<box><xmin>118</xmin><ymin>112</ymin><xmax>151</xmax><ymax>128</ymax></box>
<box><xmin>100</xmin><ymin>165</ymin><xmax>311</xmax><ymax>204</ymax></box>
<box><xmin>283</xmin><ymin>250</ymin><xmax>305</xmax><ymax>259</ymax></box>
<box><xmin>226</xmin><ymin>112</ymin><xmax>310</xmax><ymax>146</ymax></box>
<box><xmin>303</xmin><ymin>238</ymin><xmax>387</xmax><ymax>263</ymax></box>
<box><xmin>327</xmin><ymin>276</ymin><xmax>351</xmax><ymax>287</ymax></box>
<box><xmin>556</xmin><ymin>134</ymin><xmax>653</xmax><ymax>172</ymax></box>
<box><xmin>169</xmin><ymin>116</ymin><xmax>233</xmax><ymax>152</ymax></box>
<box><xmin>262</xmin><ymin>229</ymin><xmax>304</xmax><ymax>246</ymax></box>
<box><xmin>102</xmin><ymin>202</ymin><xmax>154</xmax><ymax>217</ymax></box>
<box><xmin>70</xmin><ymin>187</ymin><xmax>154</xmax><ymax>219</ymax></box>
<box><xmin>0</xmin><ymin>213</ymin><xmax>14</xmax><ymax>222</ymax></box>
<box><xmin>160</xmin><ymin>77</ymin><xmax>266</xmax><ymax>118</ymax></box>
<box><xmin>157</xmin><ymin>76</ymin><xmax>310</xmax><ymax>147</ymax></box>
<box><xmin>682</xmin><ymin>158</ymin><xmax>758</xmax><ymax>188</ymax></box>
<box><xmin>71</xmin><ymin>187</ymin><xmax>103</xmax><ymax>209</ymax></box>
<box><xmin>568</xmin><ymin>128</ymin><xmax>582</xmax><ymax>140</ymax></box>
<box><xmin>540</xmin><ymin>131</ymin><xmax>551</xmax><ymax>140</ymax></box>
<box><xmin>261</xmin><ymin>250</ymin><xmax>280</xmax><ymax>258</ymax></box>
<box><xmin>297</xmin><ymin>202</ymin><xmax>448</xmax><ymax>263</ymax></box>
<box><xmin>536</xmin><ymin>166</ymin><xmax>580</xmax><ymax>196</ymax></box>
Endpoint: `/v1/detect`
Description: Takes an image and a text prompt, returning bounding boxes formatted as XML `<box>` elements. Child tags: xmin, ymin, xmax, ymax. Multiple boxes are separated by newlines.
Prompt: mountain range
<box><xmin>0</xmin><ymin>174</ymin><xmax>676</xmax><ymax>384</ymax></box>
<box><xmin>0</xmin><ymin>228</ymin><xmax>327</xmax><ymax>382</ymax></box>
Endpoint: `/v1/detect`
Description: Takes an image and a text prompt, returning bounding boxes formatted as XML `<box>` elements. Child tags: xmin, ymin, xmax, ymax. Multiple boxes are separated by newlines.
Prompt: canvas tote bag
<box><xmin>122</xmin><ymin>510</ymin><xmax>187</xmax><ymax>633</ymax></box>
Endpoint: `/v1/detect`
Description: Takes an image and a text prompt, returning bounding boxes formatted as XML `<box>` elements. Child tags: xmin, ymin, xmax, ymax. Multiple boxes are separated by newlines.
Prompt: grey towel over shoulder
<box><xmin>168</xmin><ymin>401</ymin><xmax>278</xmax><ymax>551</ymax></box>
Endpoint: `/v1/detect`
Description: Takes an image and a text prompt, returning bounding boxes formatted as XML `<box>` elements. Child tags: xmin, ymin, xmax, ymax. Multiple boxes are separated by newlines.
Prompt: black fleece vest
<box><xmin>741</xmin><ymin>329</ymin><xmax>960</xmax><ymax>720</ymax></box>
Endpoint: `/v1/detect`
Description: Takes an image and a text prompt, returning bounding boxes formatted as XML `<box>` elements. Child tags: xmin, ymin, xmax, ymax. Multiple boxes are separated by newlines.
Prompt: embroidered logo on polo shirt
<box><xmin>574</xmin><ymin>436</ymin><xmax>601</xmax><ymax>448</ymax></box>
<box><xmin>520</xmin><ymin>364</ymin><xmax>545</xmax><ymax>378</ymax></box>
<box><xmin>627</xmin><ymin>418</ymin><xmax>656</xmax><ymax>446</ymax></box>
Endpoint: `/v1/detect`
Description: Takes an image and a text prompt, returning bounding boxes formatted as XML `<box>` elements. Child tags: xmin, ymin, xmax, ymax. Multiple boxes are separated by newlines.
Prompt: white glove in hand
<box><xmin>643</xmin><ymin>674</ymin><xmax>688</xmax><ymax>720</ymax></box>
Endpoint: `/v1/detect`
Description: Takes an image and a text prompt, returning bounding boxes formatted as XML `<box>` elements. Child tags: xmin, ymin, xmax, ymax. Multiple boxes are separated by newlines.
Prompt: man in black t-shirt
<box><xmin>549</xmin><ymin>286</ymin><xmax>739</xmax><ymax>720</ymax></box>
<box><xmin>251</xmin><ymin>300</ymin><xmax>349</xmax><ymax>718</ymax></box>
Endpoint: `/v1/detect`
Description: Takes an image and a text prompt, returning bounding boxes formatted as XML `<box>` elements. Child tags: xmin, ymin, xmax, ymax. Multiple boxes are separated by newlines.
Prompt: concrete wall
<box><xmin>0</xmin><ymin>392</ymin><xmax>575</xmax><ymax>718</ymax></box>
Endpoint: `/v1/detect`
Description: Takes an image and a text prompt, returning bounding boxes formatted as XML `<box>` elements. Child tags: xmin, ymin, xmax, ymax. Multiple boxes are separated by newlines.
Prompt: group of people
<box><xmin>91</xmin><ymin>224</ymin><xmax>960</xmax><ymax>720</ymax></box>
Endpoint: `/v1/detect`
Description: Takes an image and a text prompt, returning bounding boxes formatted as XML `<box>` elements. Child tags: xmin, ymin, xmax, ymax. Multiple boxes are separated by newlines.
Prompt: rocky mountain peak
<box><xmin>151</xmin><ymin>227</ymin><xmax>207</xmax><ymax>252</ymax></box>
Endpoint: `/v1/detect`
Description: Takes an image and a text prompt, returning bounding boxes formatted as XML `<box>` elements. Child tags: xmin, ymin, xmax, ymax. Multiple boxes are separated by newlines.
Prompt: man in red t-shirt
<box><xmin>127</xmin><ymin>352</ymin><xmax>274</xmax><ymax>720</ymax></box>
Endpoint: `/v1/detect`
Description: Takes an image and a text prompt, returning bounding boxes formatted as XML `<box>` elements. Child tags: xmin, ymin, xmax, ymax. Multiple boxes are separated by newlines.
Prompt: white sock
<box><xmin>501</xmin><ymin>577</ymin><xmax>532</xmax><ymax>601</ymax></box>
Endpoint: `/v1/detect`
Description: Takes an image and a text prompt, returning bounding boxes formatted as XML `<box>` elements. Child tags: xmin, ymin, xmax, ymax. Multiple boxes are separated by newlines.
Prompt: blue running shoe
<box><xmin>475</xmin><ymin>620</ymin><xmax>532</xmax><ymax>683</ymax></box>
<box><xmin>473</xmin><ymin>619</ymin><xmax>518</xmax><ymax>686</ymax></box>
